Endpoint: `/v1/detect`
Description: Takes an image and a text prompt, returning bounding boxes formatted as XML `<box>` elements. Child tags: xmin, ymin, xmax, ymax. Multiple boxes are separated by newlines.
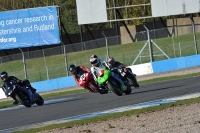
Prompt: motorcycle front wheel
<box><xmin>35</xmin><ymin>93</ymin><xmax>44</xmax><ymax>106</ymax></box>
<box><xmin>89</xmin><ymin>82</ymin><xmax>108</xmax><ymax>94</ymax></box>
<box><xmin>107</xmin><ymin>77</ymin><xmax>123</xmax><ymax>96</ymax></box>
<box><xmin>15</xmin><ymin>91</ymin><xmax>32</xmax><ymax>107</ymax></box>
<box><xmin>124</xmin><ymin>85</ymin><xmax>132</xmax><ymax>95</ymax></box>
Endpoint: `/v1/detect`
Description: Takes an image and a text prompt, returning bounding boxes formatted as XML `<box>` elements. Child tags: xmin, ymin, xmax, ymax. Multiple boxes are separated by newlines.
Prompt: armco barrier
<box><xmin>1</xmin><ymin>54</ymin><xmax>200</xmax><ymax>99</ymax></box>
<box><xmin>31</xmin><ymin>76</ymin><xmax>77</xmax><ymax>92</ymax></box>
<box><xmin>152</xmin><ymin>55</ymin><xmax>200</xmax><ymax>73</ymax></box>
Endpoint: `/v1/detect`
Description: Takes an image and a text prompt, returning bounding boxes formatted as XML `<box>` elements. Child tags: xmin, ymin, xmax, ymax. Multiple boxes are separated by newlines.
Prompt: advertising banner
<box><xmin>151</xmin><ymin>0</ymin><xmax>200</xmax><ymax>17</ymax></box>
<box><xmin>76</xmin><ymin>0</ymin><xmax>108</xmax><ymax>25</ymax></box>
<box><xmin>0</xmin><ymin>6</ymin><xmax>60</xmax><ymax>50</ymax></box>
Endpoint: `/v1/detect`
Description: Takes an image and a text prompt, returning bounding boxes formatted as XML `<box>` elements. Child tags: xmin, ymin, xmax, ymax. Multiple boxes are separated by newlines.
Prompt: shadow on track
<box><xmin>129</xmin><ymin>85</ymin><xmax>184</xmax><ymax>95</ymax></box>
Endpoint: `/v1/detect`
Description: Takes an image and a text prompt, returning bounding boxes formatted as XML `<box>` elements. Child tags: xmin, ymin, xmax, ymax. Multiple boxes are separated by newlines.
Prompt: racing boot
<box><xmin>12</xmin><ymin>97</ymin><xmax>19</xmax><ymax>105</ymax></box>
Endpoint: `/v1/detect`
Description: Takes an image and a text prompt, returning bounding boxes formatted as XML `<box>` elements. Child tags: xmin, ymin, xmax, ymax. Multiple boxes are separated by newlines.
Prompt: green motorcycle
<box><xmin>97</xmin><ymin>69</ymin><xmax>132</xmax><ymax>96</ymax></box>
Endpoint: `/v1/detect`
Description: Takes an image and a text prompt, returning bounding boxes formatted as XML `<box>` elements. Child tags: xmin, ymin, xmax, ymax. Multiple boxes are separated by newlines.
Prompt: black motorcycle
<box><xmin>113</xmin><ymin>67</ymin><xmax>139</xmax><ymax>88</ymax></box>
<box><xmin>4</xmin><ymin>80</ymin><xmax>44</xmax><ymax>107</ymax></box>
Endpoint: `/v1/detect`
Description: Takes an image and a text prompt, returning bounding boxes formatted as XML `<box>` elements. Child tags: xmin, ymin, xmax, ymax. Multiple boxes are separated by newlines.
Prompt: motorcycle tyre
<box><xmin>15</xmin><ymin>91</ymin><xmax>32</xmax><ymax>108</ymax></box>
<box><xmin>107</xmin><ymin>79</ymin><xmax>122</xmax><ymax>96</ymax></box>
<box><xmin>124</xmin><ymin>85</ymin><xmax>132</xmax><ymax>95</ymax></box>
<box><xmin>100</xmin><ymin>86</ymin><xmax>109</xmax><ymax>94</ymax></box>
<box><xmin>89</xmin><ymin>82</ymin><xmax>108</xmax><ymax>94</ymax></box>
<box><xmin>126</xmin><ymin>74</ymin><xmax>139</xmax><ymax>88</ymax></box>
<box><xmin>35</xmin><ymin>93</ymin><xmax>44</xmax><ymax>106</ymax></box>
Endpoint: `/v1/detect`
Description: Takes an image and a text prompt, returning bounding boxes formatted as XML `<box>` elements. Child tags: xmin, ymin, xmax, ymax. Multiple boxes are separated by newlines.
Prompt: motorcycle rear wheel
<box><xmin>15</xmin><ymin>91</ymin><xmax>31</xmax><ymax>107</ymax></box>
<box><xmin>89</xmin><ymin>82</ymin><xmax>108</xmax><ymax>94</ymax></box>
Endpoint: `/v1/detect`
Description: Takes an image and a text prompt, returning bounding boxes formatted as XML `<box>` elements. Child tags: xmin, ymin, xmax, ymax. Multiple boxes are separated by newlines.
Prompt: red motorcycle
<box><xmin>77</xmin><ymin>71</ymin><xmax>108</xmax><ymax>94</ymax></box>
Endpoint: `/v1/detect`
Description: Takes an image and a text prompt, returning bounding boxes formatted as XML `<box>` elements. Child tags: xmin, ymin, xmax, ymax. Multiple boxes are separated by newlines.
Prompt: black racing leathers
<box><xmin>2</xmin><ymin>76</ymin><xmax>35</xmax><ymax>94</ymax></box>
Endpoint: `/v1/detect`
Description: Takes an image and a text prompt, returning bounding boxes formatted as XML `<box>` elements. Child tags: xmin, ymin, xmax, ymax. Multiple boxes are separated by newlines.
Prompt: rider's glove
<box><xmin>17</xmin><ymin>80</ymin><xmax>22</xmax><ymax>83</ymax></box>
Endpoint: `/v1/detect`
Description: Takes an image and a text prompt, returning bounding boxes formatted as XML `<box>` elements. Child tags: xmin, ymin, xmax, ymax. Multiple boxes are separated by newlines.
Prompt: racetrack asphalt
<box><xmin>0</xmin><ymin>74</ymin><xmax>200</xmax><ymax>131</ymax></box>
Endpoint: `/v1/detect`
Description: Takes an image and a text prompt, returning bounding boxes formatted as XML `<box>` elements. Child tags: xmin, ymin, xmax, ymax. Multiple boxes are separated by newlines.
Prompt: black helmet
<box><xmin>90</xmin><ymin>55</ymin><xmax>100</xmax><ymax>67</ymax></box>
<box><xmin>69</xmin><ymin>64</ymin><xmax>77</xmax><ymax>75</ymax></box>
<box><xmin>107</xmin><ymin>57</ymin><xmax>115</xmax><ymax>67</ymax></box>
<box><xmin>0</xmin><ymin>71</ymin><xmax>8</xmax><ymax>81</ymax></box>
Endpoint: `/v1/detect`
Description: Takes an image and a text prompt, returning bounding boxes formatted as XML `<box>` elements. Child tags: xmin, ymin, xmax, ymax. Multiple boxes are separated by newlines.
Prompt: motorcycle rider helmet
<box><xmin>0</xmin><ymin>71</ymin><xmax>8</xmax><ymax>82</ymax></box>
<box><xmin>90</xmin><ymin>55</ymin><xmax>100</xmax><ymax>67</ymax></box>
<box><xmin>107</xmin><ymin>57</ymin><xmax>115</xmax><ymax>67</ymax></box>
<box><xmin>69</xmin><ymin>64</ymin><xmax>77</xmax><ymax>75</ymax></box>
<box><xmin>90</xmin><ymin>55</ymin><xmax>98</xmax><ymax>59</ymax></box>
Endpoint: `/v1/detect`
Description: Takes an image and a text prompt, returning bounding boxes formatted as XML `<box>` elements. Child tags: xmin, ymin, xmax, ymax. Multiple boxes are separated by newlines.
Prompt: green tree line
<box><xmin>1</xmin><ymin>0</ymin><xmax>195</xmax><ymax>34</ymax></box>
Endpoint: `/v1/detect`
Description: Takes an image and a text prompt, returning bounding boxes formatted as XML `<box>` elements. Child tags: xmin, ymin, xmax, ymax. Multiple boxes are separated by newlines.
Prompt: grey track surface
<box><xmin>0</xmin><ymin>74</ymin><xmax>200</xmax><ymax>130</ymax></box>
<box><xmin>1</xmin><ymin>66</ymin><xmax>200</xmax><ymax>102</ymax></box>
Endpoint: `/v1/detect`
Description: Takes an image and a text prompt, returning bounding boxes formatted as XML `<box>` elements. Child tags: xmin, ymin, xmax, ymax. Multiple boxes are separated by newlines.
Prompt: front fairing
<box><xmin>97</xmin><ymin>69</ymin><xmax>111</xmax><ymax>84</ymax></box>
<box><xmin>5</xmin><ymin>88</ymin><xmax>13</xmax><ymax>96</ymax></box>
<box><xmin>17</xmin><ymin>86</ymin><xmax>33</xmax><ymax>102</ymax></box>
<box><xmin>5</xmin><ymin>84</ymin><xmax>17</xmax><ymax>97</ymax></box>
<box><xmin>83</xmin><ymin>72</ymin><xmax>91</xmax><ymax>81</ymax></box>
<box><xmin>78</xmin><ymin>73</ymin><xmax>89</xmax><ymax>87</ymax></box>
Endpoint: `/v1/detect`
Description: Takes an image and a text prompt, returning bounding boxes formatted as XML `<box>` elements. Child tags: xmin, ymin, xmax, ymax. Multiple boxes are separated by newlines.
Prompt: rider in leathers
<box><xmin>0</xmin><ymin>71</ymin><xmax>36</xmax><ymax>104</ymax></box>
<box><xmin>89</xmin><ymin>55</ymin><xmax>126</xmax><ymax>89</ymax></box>
<box><xmin>107</xmin><ymin>57</ymin><xmax>139</xmax><ymax>87</ymax></box>
<box><xmin>107</xmin><ymin>57</ymin><xmax>126</xmax><ymax>70</ymax></box>
<box><xmin>107</xmin><ymin>57</ymin><xmax>130</xmax><ymax>82</ymax></box>
<box><xmin>69</xmin><ymin>64</ymin><xmax>95</xmax><ymax>92</ymax></box>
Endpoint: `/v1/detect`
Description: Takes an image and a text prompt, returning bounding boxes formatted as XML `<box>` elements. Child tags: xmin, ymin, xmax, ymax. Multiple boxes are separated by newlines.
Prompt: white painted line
<box><xmin>0</xmin><ymin>97</ymin><xmax>80</xmax><ymax>112</ymax></box>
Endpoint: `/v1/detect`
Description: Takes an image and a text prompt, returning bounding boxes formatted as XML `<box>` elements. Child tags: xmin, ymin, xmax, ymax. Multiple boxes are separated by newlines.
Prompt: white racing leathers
<box><xmin>90</xmin><ymin>59</ymin><xmax>123</xmax><ymax>85</ymax></box>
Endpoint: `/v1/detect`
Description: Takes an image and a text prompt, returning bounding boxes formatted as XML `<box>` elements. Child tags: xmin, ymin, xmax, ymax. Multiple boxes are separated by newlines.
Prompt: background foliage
<box><xmin>0</xmin><ymin>0</ymin><xmax>153</xmax><ymax>34</ymax></box>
